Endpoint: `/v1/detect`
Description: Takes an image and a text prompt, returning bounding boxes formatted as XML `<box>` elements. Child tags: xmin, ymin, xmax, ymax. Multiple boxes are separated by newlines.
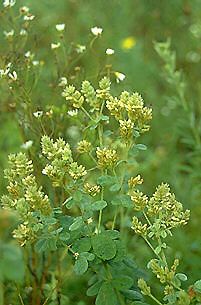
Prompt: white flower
<box><xmin>73</xmin><ymin>252</ymin><xmax>79</xmax><ymax>259</ymax></box>
<box><xmin>56</xmin><ymin>23</ymin><xmax>65</xmax><ymax>31</ymax></box>
<box><xmin>58</xmin><ymin>77</ymin><xmax>67</xmax><ymax>87</ymax></box>
<box><xmin>21</xmin><ymin>140</ymin><xmax>33</xmax><ymax>150</ymax></box>
<box><xmin>115</xmin><ymin>71</ymin><xmax>126</xmax><ymax>83</ymax></box>
<box><xmin>20</xmin><ymin>29</ymin><xmax>27</xmax><ymax>36</ymax></box>
<box><xmin>32</xmin><ymin>60</ymin><xmax>39</xmax><ymax>66</ymax></box>
<box><xmin>4</xmin><ymin>29</ymin><xmax>14</xmax><ymax>38</ymax></box>
<box><xmin>25</xmin><ymin>51</ymin><xmax>31</xmax><ymax>57</ymax></box>
<box><xmin>51</xmin><ymin>42</ymin><xmax>61</xmax><ymax>50</ymax></box>
<box><xmin>91</xmin><ymin>26</ymin><xmax>103</xmax><ymax>36</ymax></box>
<box><xmin>0</xmin><ymin>70</ymin><xmax>4</xmax><ymax>78</ymax></box>
<box><xmin>24</xmin><ymin>14</ymin><xmax>35</xmax><ymax>21</ymax></box>
<box><xmin>24</xmin><ymin>51</ymin><xmax>35</xmax><ymax>61</ymax></box>
<box><xmin>3</xmin><ymin>0</ymin><xmax>16</xmax><ymax>8</ymax></box>
<box><xmin>106</xmin><ymin>48</ymin><xmax>114</xmax><ymax>55</ymax></box>
<box><xmin>75</xmin><ymin>44</ymin><xmax>86</xmax><ymax>54</ymax></box>
<box><xmin>33</xmin><ymin>111</ymin><xmax>43</xmax><ymax>118</ymax></box>
<box><xmin>87</xmin><ymin>217</ymin><xmax>93</xmax><ymax>224</ymax></box>
<box><xmin>8</xmin><ymin>71</ymin><xmax>17</xmax><ymax>81</ymax></box>
<box><xmin>67</xmin><ymin>109</ymin><xmax>78</xmax><ymax>117</ymax></box>
<box><xmin>42</xmin><ymin>168</ymin><xmax>47</xmax><ymax>175</ymax></box>
<box><xmin>20</xmin><ymin>6</ymin><xmax>29</xmax><ymax>14</ymax></box>
<box><xmin>0</xmin><ymin>63</ymin><xmax>11</xmax><ymax>78</ymax></box>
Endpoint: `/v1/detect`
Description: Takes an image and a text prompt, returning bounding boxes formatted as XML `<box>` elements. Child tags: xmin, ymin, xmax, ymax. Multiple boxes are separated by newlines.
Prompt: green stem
<box><xmin>143</xmin><ymin>236</ymin><xmax>162</xmax><ymax>261</ymax></box>
<box><xmin>149</xmin><ymin>293</ymin><xmax>163</xmax><ymax>305</ymax></box>
<box><xmin>116</xmin><ymin>289</ymin><xmax>126</xmax><ymax>305</ymax></box>
<box><xmin>112</xmin><ymin>207</ymin><xmax>117</xmax><ymax>230</ymax></box>
<box><xmin>81</xmin><ymin>106</ymin><xmax>93</xmax><ymax>121</ymax></box>
<box><xmin>143</xmin><ymin>211</ymin><xmax>152</xmax><ymax>227</ymax></box>
<box><xmin>89</xmin><ymin>152</ymin><xmax>97</xmax><ymax>164</ymax></box>
<box><xmin>0</xmin><ymin>282</ymin><xmax>3</xmax><ymax>305</ymax></box>
<box><xmin>15</xmin><ymin>284</ymin><xmax>25</xmax><ymax>305</ymax></box>
<box><xmin>98</xmin><ymin>209</ymin><xmax>102</xmax><ymax>233</ymax></box>
<box><xmin>98</xmin><ymin>180</ymin><xmax>104</xmax><ymax>233</ymax></box>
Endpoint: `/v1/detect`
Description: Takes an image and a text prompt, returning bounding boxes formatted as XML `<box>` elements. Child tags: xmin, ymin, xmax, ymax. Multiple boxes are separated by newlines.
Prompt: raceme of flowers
<box><xmin>130</xmin><ymin>182</ymin><xmax>190</xmax><ymax>238</ymax></box>
<box><xmin>1</xmin><ymin>153</ymin><xmax>52</xmax><ymax>245</ymax></box>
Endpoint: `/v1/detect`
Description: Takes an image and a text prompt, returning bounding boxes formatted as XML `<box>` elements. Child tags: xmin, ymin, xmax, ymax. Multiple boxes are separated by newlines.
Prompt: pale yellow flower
<box><xmin>121</xmin><ymin>36</ymin><xmax>136</xmax><ymax>50</ymax></box>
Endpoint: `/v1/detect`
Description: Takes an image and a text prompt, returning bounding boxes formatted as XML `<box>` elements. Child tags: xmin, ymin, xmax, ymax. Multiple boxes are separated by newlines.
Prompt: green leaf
<box><xmin>176</xmin><ymin>273</ymin><xmax>187</xmax><ymax>282</ymax></box>
<box><xmin>63</xmin><ymin>197</ymin><xmax>74</xmax><ymax>209</ymax></box>
<box><xmin>133</xmin><ymin>130</ymin><xmax>140</xmax><ymax>138</ymax></box>
<box><xmin>193</xmin><ymin>280</ymin><xmax>201</xmax><ymax>293</ymax></box>
<box><xmin>35</xmin><ymin>237</ymin><xmax>57</xmax><ymax>252</ymax></box>
<box><xmin>104</xmin><ymin>130</ymin><xmax>113</xmax><ymax>137</ymax></box>
<box><xmin>96</xmin><ymin>282</ymin><xmax>118</xmax><ymax>305</ymax></box>
<box><xmin>112</xmin><ymin>275</ymin><xmax>133</xmax><ymax>291</ymax></box>
<box><xmin>69</xmin><ymin>217</ymin><xmax>83</xmax><ymax>231</ymax></box>
<box><xmin>35</xmin><ymin>239</ymin><xmax>48</xmax><ymax>253</ymax></box>
<box><xmin>109</xmin><ymin>183</ymin><xmax>121</xmax><ymax>192</ymax></box>
<box><xmin>0</xmin><ymin>243</ymin><xmax>25</xmax><ymax>282</ymax></box>
<box><xmin>73</xmin><ymin>191</ymin><xmax>83</xmax><ymax>202</ymax></box>
<box><xmin>87</xmin><ymin>281</ymin><xmax>103</xmax><ymax>296</ymax></box>
<box><xmin>104</xmin><ymin>230</ymin><xmax>120</xmax><ymax>239</ymax></box>
<box><xmin>92</xmin><ymin>234</ymin><xmax>116</xmax><ymax>260</ymax></box>
<box><xmin>59</xmin><ymin>232</ymin><xmax>70</xmax><ymax>242</ymax></box>
<box><xmin>81</xmin><ymin>252</ymin><xmax>95</xmax><ymax>261</ymax></box>
<box><xmin>91</xmin><ymin>200</ymin><xmax>107</xmax><ymax>211</ymax></box>
<box><xmin>97</xmin><ymin>175</ymin><xmax>116</xmax><ymax>186</ymax></box>
<box><xmin>135</xmin><ymin>144</ymin><xmax>147</xmax><ymax>151</ymax></box>
<box><xmin>74</xmin><ymin>256</ymin><xmax>88</xmax><ymax>275</ymax></box>
<box><xmin>100</xmin><ymin>115</ymin><xmax>109</xmax><ymax>121</ymax></box>
<box><xmin>72</xmin><ymin>237</ymin><xmax>91</xmax><ymax>252</ymax></box>
<box><xmin>131</xmin><ymin>301</ymin><xmax>150</xmax><ymax>305</ymax></box>
<box><xmin>111</xmin><ymin>195</ymin><xmax>132</xmax><ymax>207</ymax></box>
<box><xmin>122</xmin><ymin>290</ymin><xmax>142</xmax><ymax>301</ymax></box>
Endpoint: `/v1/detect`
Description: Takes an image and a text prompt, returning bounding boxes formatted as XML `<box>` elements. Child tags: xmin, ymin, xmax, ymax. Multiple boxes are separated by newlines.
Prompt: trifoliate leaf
<box><xmin>92</xmin><ymin>234</ymin><xmax>116</xmax><ymax>260</ymax></box>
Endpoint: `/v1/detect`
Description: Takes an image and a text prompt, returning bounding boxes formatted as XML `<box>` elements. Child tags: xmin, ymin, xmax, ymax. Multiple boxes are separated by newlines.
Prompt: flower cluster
<box><xmin>96</xmin><ymin>147</ymin><xmax>118</xmax><ymax>169</ymax></box>
<box><xmin>128</xmin><ymin>174</ymin><xmax>143</xmax><ymax>188</ymax></box>
<box><xmin>132</xmin><ymin>216</ymin><xmax>148</xmax><ymax>236</ymax></box>
<box><xmin>0</xmin><ymin>62</ymin><xmax>17</xmax><ymax>81</ymax></box>
<box><xmin>41</xmin><ymin>136</ymin><xmax>87</xmax><ymax>186</ymax></box>
<box><xmin>138</xmin><ymin>258</ymin><xmax>192</xmax><ymax>304</ymax></box>
<box><xmin>84</xmin><ymin>183</ymin><xmax>100</xmax><ymax>197</ymax></box>
<box><xmin>77</xmin><ymin>140</ymin><xmax>92</xmax><ymax>154</ymax></box>
<box><xmin>62</xmin><ymin>85</ymin><xmax>84</xmax><ymax>108</ymax></box>
<box><xmin>1</xmin><ymin>153</ymin><xmax>52</xmax><ymax>245</ymax></box>
<box><xmin>131</xmin><ymin>183</ymin><xmax>190</xmax><ymax>239</ymax></box>
<box><xmin>81</xmin><ymin>80</ymin><xmax>99</xmax><ymax>110</ymax></box>
<box><xmin>148</xmin><ymin>258</ymin><xmax>179</xmax><ymax>284</ymax></box>
<box><xmin>119</xmin><ymin>119</ymin><xmax>134</xmax><ymax>140</ymax></box>
<box><xmin>62</xmin><ymin>77</ymin><xmax>111</xmax><ymax>112</ymax></box>
<box><xmin>106</xmin><ymin>91</ymin><xmax>152</xmax><ymax>133</ymax></box>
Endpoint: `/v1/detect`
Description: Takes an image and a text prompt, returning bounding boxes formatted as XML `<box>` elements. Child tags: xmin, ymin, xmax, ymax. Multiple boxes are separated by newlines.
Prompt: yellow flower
<box><xmin>121</xmin><ymin>36</ymin><xmax>136</xmax><ymax>50</ymax></box>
